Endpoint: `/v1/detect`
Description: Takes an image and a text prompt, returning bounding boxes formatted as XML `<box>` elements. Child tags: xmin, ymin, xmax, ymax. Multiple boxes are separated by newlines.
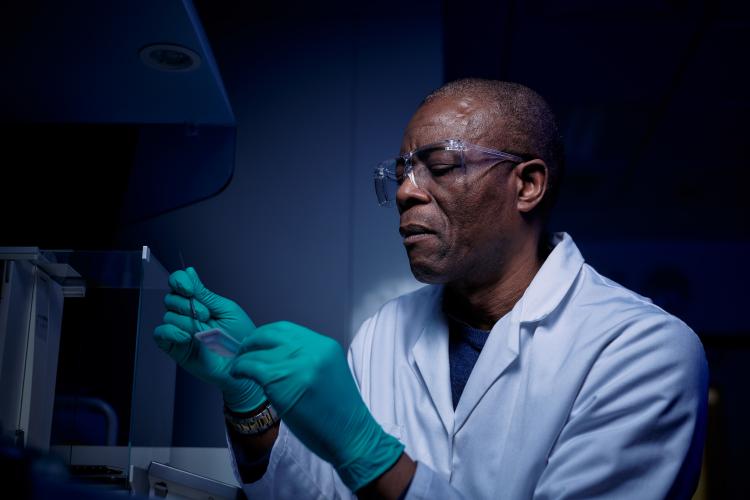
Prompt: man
<box><xmin>155</xmin><ymin>79</ymin><xmax>708</xmax><ymax>499</ymax></box>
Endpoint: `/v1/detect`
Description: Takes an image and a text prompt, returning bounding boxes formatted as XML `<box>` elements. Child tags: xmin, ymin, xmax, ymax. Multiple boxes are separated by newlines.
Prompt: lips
<box><xmin>399</xmin><ymin>224</ymin><xmax>436</xmax><ymax>244</ymax></box>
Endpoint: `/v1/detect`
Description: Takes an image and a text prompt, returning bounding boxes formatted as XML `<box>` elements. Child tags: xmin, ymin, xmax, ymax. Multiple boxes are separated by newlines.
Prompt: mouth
<box><xmin>399</xmin><ymin>224</ymin><xmax>436</xmax><ymax>245</ymax></box>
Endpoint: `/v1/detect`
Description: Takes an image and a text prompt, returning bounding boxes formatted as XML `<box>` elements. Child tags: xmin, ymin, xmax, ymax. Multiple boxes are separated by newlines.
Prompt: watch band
<box><xmin>225</xmin><ymin>403</ymin><xmax>279</xmax><ymax>435</ymax></box>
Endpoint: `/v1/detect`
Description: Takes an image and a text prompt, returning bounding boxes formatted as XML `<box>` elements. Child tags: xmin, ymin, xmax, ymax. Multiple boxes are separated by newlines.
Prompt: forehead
<box><xmin>401</xmin><ymin>96</ymin><xmax>490</xmax><ymax>153</ymax></box>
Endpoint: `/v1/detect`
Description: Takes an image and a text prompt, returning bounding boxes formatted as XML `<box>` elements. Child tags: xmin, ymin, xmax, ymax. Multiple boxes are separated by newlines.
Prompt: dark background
<box><xmin>1</xmin><ymin>1</ymin><xmax>747</xmax><ymax>497</ymax></box>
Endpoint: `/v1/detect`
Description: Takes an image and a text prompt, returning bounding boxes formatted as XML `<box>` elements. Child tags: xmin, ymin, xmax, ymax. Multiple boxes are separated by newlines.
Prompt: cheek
<box><xmin>438</xmin><ymin>198</ymin><xmax>484</xmax><ymax>257</ymax></box>
<box><xmin>445</xmin><ymin>185</ymin><xmax>511</xmax><ymax>246</ymax></box>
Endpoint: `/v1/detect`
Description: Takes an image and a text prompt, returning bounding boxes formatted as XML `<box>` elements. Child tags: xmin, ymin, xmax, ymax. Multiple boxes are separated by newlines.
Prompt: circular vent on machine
<box><xmin>139</xmin><ymin>44</ymin><xmax>201</xmax><ymax>72</ymax></box>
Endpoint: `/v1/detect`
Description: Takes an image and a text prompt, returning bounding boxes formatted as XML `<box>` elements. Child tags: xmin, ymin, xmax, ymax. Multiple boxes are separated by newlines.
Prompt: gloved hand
<box><xmin>153</xmin><ymin>267</ymin><xmax>266</xmax><ymax>413</ymax></box>
<box><xmin>229</xmin><ymin>321</ymin><xmax>404</xmax><ymax>492</ymax></box>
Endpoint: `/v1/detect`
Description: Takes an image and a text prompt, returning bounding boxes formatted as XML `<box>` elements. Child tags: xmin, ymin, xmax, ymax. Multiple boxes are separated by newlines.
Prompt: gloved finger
<box><xmin>229</xmin><ymin>350</ymin><xmax>279</xmax><ymax>385</ymax></box>
<box><xmin>163</xmin><ymin>311</ymin><xmax>205</xmax><ymax>333</ymax></box>
<box><xmin>154</xmin><ymin>324</ymin><xmax>194</xmax><ymax>364</ymax></box>
<box><xmin>168</xmin><ymin>269</ymin><xmax>195</xmax><ymax>298</ymax></box>
<box><xmin>232</xmin><ymin>343</ymin><xmax>289</xmax><ymax>394</ymax></box>
<box><xmin>236</xmin><ymin>323</ymin><xmax>292</xmax><ymax>354</ymax></box>
<box><xmin>185</xmin><ymin>267</ymin><xmax>245</xmax><ymax>318</ymax></box>
<box><xmin>185</xmin><ymin>267</ymin><xmax>216</xmax><ymax>304</ymax></box>
<box><xmin>164</xmin><ymin>293</ymin><xmax>211</xmax><ymax>321</ymax></box>
<box><xmin>153</xmin><ymin>323</ymin><xmax>192</xmax><ymax>344</ymax></box>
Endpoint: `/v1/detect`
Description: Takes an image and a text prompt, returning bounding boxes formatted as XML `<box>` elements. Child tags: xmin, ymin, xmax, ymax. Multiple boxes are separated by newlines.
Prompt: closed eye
<box><xmin>427</xmin><ymin>163</ymin><xmax>460</xmax><ymax>176</ymax></box>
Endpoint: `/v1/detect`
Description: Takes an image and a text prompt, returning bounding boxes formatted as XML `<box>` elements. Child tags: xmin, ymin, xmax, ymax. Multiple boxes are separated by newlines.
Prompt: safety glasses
<box><xmin>373</xmin><ymin>139</ymin><xmax>525</xmax><ymax>206</ymax></box>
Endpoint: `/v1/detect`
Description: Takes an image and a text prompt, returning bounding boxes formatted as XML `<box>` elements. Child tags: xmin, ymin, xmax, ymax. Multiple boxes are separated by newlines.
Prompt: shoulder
<box><xmin>537</xmin><ymin>267</ymin><xmax>708</xmax><ymax>500</ymax></box>
<box><xmin>570</xmin><ymin>263</ymin><xmax>707</xmax><ymax>391</ymax></box>
<box><xmin>359</xmin><ymin>284</ymin><xmax>439</xmax><ymax>333</ymax></box>
<box><xmin>580</xmin><ymin>264</ymin><xmax>700</xmax><ymax>340</ymax></box>
<box><xmin>350</xmin><ymin>284</ymin><xmax>438</xmax><ymax>351</ymax></box>
<box><xmin>374</xmin><ymin>284</ymin><xmax>439</xmax><ymax>316</ymax></box>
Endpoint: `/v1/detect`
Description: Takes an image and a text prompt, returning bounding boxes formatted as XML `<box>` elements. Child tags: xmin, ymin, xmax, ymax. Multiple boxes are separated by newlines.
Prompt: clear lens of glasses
<box><xmin>373</xmin><ymin>140</ymin><xmax>523</xmax><ymax>207</ymax></box>
<box><xmin>374</xmin><ymin>145</ymin><xmax>465</xmax><ymax>206</ymax></box>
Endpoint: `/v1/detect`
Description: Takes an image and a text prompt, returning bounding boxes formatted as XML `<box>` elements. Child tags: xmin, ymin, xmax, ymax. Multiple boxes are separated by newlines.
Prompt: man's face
<box><xmin>397</xmin><ymin>96</ymin><xmax>519</xmax><ymax>286</ymax></box>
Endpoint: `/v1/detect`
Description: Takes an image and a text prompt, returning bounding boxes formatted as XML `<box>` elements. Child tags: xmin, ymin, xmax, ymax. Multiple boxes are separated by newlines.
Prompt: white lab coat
<box><xmin>234</xmin><ymin>232</ymin><xmax>708</xmax><ymax>499</ymax></box>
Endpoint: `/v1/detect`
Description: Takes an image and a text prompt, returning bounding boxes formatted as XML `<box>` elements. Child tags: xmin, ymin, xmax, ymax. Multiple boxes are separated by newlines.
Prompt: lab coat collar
<box><xmin>518</xmin><ymin>232</ymin><xmax>584</xmax><ymax>324</ymax></box>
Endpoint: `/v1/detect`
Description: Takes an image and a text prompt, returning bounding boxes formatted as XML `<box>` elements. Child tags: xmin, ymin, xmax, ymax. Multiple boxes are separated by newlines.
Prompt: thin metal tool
<box><xmin>179</xmin><ymin>250</ymin><xmax>198</xmax><ymax>327</ymax></box>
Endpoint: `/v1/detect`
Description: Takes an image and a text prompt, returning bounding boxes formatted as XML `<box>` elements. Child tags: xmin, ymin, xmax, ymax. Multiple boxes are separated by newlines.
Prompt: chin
<box><xmin>408</xmin><ymin>260</ymin><xmax>452</xmax><ymax>284</ymax></box>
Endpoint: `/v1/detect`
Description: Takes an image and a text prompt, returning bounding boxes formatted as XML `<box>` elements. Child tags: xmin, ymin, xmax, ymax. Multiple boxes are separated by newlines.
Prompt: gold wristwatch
<box><xmin>224</xmin><ymin>403</ymin><xmax>279</xmax><ymax>435</ymax></box>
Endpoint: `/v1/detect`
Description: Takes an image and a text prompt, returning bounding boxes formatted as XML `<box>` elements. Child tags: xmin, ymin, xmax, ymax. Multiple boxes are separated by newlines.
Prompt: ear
<box><xmin>514</xmin><ymin>159</ymin><xmax>548</xmax><ymax>213</ymax></box>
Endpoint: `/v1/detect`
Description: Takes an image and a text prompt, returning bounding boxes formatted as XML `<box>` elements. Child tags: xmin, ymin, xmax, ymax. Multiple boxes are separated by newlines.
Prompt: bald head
<box><xmin>421</xmin><ymin>79</ymin><xmax>564</xmax><ymax>215</ymax></box>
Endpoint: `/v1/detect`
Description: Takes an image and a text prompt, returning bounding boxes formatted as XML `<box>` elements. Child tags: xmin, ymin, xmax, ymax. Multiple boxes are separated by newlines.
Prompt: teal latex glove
<box><xmin>229</xmin><ymin>321</ymin><xmax>404</xmax><ymax>491</ymax></box>
<box><xmin>153</xmin><ymin>267</ymin><xmax>266</xmax><ymax>413</ymax></box>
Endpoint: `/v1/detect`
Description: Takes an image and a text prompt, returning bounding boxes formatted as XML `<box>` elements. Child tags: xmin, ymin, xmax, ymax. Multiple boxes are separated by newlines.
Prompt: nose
<box><xmin>396</xmin><ymin>169</ymin><xmax>431</xmax><ymax>212</ymax></box>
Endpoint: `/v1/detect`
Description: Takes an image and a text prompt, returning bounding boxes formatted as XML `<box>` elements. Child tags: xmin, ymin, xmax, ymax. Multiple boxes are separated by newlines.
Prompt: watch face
<box><xmin>228</xmin><ymin>406</ymin><xmax>278</xmax><ymax>435</ymax></box>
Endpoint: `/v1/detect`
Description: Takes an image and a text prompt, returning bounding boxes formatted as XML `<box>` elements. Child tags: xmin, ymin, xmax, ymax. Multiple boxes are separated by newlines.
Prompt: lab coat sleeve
<box><xmin>233</xmin><ymin>420</ymin><xmax>354</xmax><ymax>499</ymax></box>
<box><xmin>533</xmin><ymin>315</ymin><xmax>708</xmax><ymax>500</ymax></box>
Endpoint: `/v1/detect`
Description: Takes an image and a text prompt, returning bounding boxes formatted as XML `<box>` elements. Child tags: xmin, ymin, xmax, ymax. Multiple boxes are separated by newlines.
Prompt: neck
<box><xmin>443</xmin><ymin>234</ymin><xmax>547</xmax><ymax>330</ymax></box>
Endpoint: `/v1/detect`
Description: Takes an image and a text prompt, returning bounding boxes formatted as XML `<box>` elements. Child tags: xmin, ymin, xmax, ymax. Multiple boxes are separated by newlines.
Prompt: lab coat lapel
<box><xmin>453</xmin><ymin>313</ymin><xmax>520</xmax><ymax>432</ymax></box>
<box><xmin>411</xmin><ymin>300</ymin><xmax>455</xmax><ymax>436</ymax></box>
